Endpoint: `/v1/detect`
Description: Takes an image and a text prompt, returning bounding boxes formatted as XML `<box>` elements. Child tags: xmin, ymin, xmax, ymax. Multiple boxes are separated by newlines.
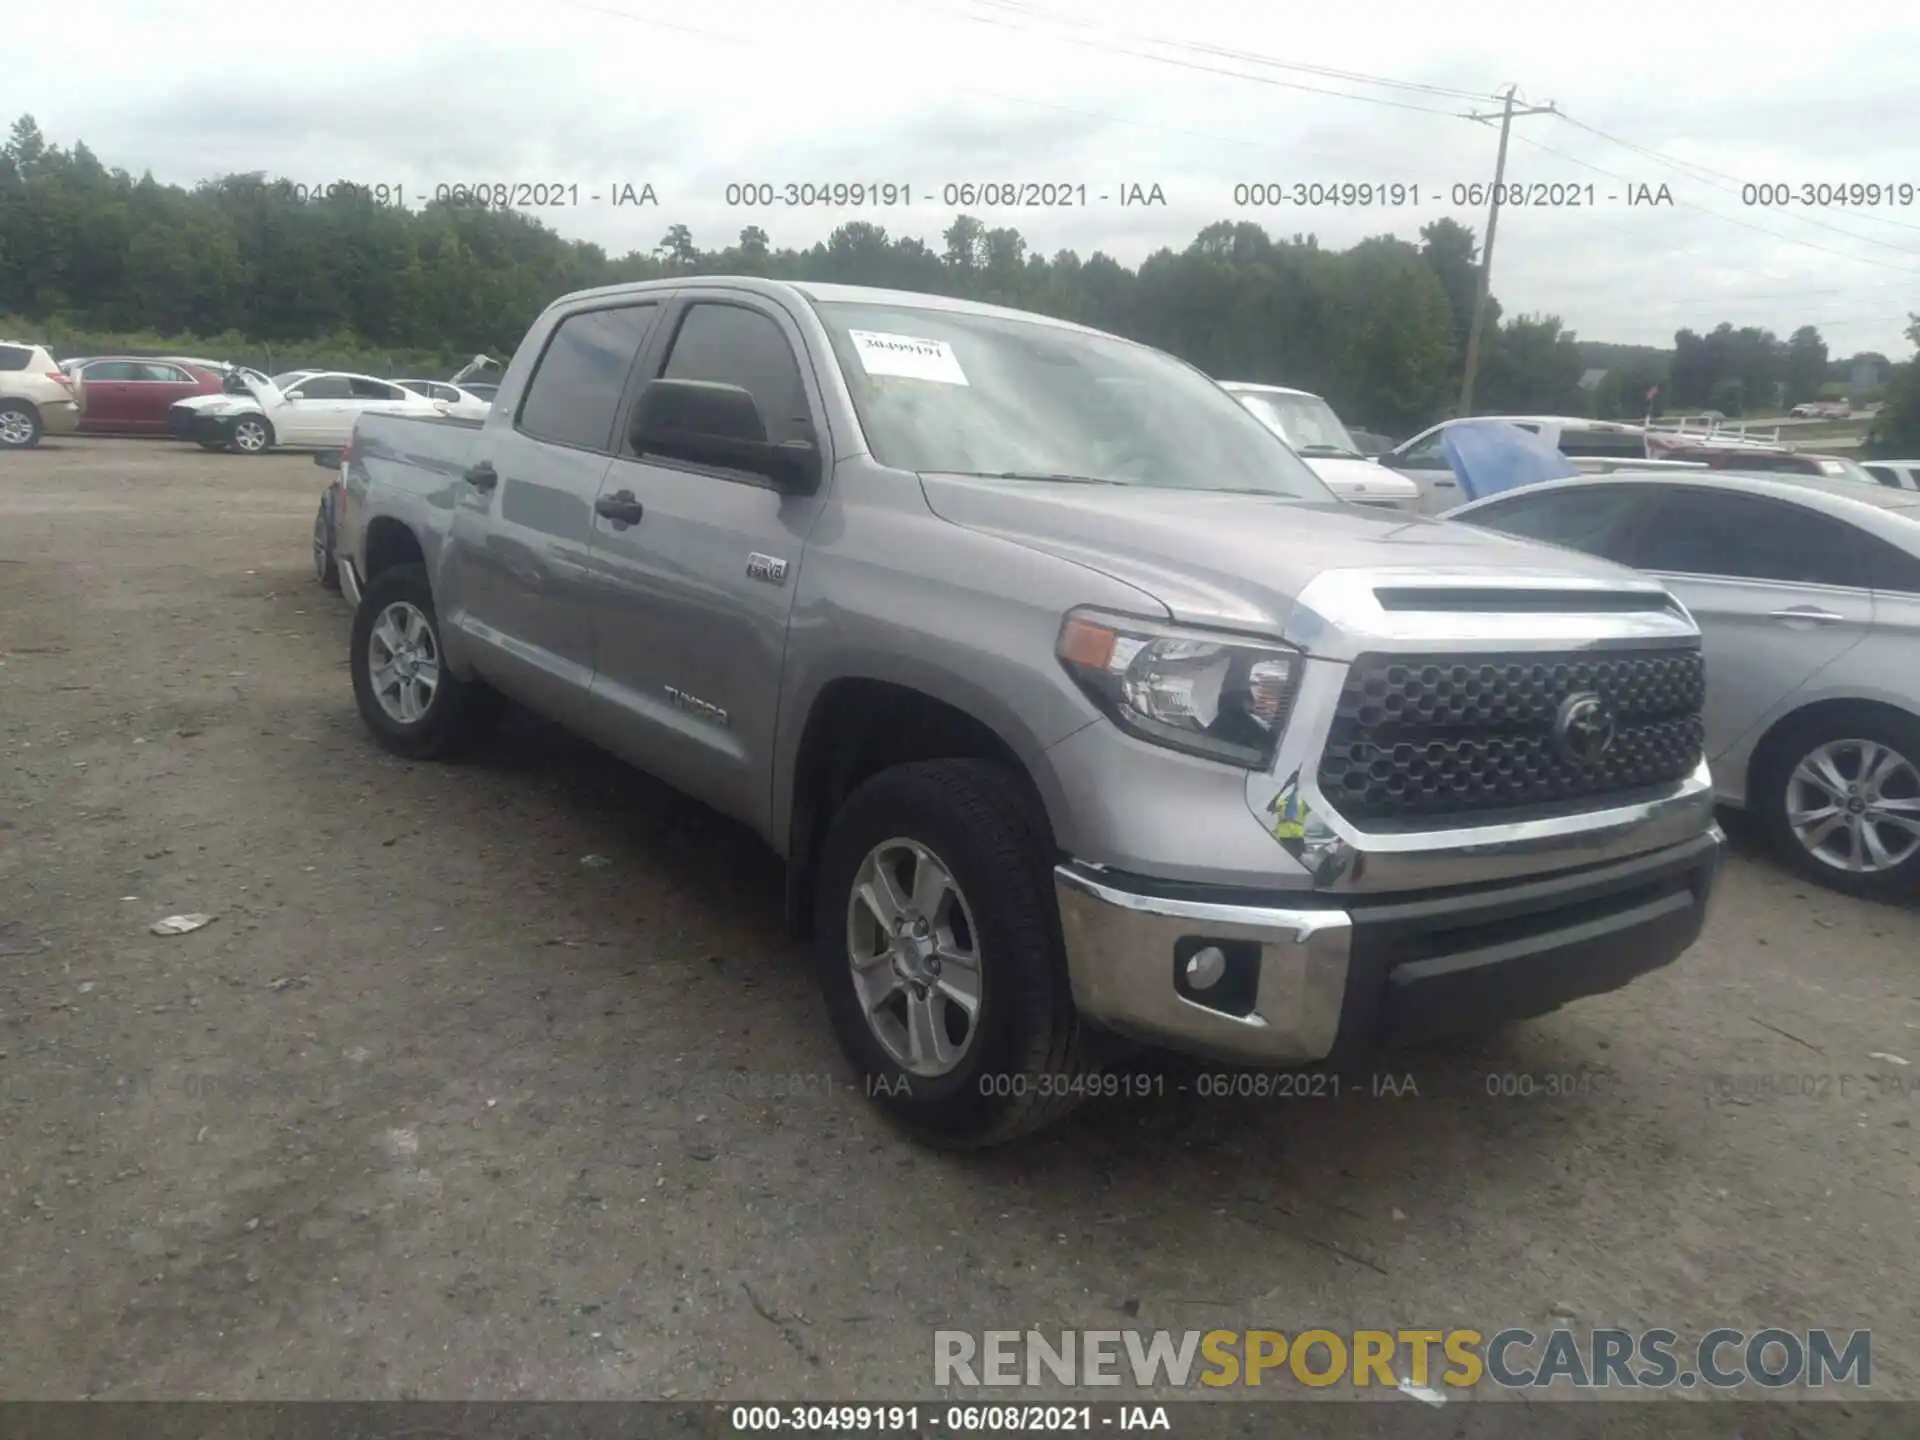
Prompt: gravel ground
<box><xmin>2</xmin><ymin>439</ymin><xmax>1917</xmax><ymax>1417</ymax></box>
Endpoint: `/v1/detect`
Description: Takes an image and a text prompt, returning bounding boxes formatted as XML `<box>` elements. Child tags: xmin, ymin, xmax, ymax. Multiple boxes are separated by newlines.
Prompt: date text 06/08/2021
<box><xmin>727</xmin><ymin>1404</ymin><xmax>1169</xmax><ymax>1433</ymax></box>
<box><xmin>276</xmin><ymin>181</ymin><xmax>659</xmax><ymax>208</ymax></box>
<box><xmin>1228</xmin><ymin>181</ymin><xmax>1677</xmax><ymax>208</ymax></box>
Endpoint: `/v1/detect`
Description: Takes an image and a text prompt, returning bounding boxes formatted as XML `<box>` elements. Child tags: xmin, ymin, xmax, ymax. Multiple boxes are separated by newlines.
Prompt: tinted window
<box><xmin>1631</xmin><ymin>489</ymin><xmax>1861</xmax><ymax>586</ymax></box>
<box><xmin>658</xmin><ymin>303</ymin><xmax>810</xmax><ymax>446</ymax></box>
<box><xmin>348</xmin><ymin>378</ymin><xmax>403</xmax><ymax>400</ymax></box>
<box><xmin>84</xmin><ymin>361</ymin><xmax>144</xmax><ymax>381</ymax></box>
<box><xmin>1860</xmin><ymin>528</ymin><xmax>1920</xmax><ymax>594</ymax></box>
<box><xmin>397</xmin><ymin>380</ymin><xmax>431</xmax><ymax>396</ymax></box>
<box><xmin>1461</xmin><ymin>484</ymin><xmax>1651</xmax><ymax>563</ymax></box>
<box><xmin>138</xmin><ymin>362</ymin><xmax>189</xmax><ymax>382</ymax></box>
<box><xmin>1863</xmin><ymin>465</ymin><xmax>1899</xmax><ymax>489</ymax></box>
<box><xmin>518</xmin><ymin>303</ymin><xmax>661</xmax><ymax>451</ymax></box>
<box><xmin>293</xmin><ymin>375</ymin><xmax>353</xmax><ymax>400</ymax></box>
<box><xmin>0</xmin><ymin>345</ymin><xmax>31</xmax><ymax>372</ymax></box>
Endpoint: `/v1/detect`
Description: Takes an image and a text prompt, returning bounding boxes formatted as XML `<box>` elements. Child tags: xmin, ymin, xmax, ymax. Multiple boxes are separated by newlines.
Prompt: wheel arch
<box><xmin>780</xmin><ymin>675</ymin><xmax>1065</xmax><ymax>938</ymax></box>
<box><xmin>1746</xmin><ymin>695</ymin><xmax>1920</xmax><ymax>802</ymax></box>
<box><xmin>361</xmin><ymin>516</ymin><xmax>428</xmax><ymax>586</ymax></box>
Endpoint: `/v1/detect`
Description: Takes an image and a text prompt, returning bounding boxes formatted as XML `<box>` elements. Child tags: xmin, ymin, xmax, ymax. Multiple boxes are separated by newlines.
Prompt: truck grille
<box><xmin>1317</xmin><ymin>647</ymin><xmax>1705</xmax><ymax>821</ymax></box>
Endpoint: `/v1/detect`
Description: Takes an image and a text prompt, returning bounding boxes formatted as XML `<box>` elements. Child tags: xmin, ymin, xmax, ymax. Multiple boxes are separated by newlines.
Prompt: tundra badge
<box><xmin>746</xmin><ymin>553</ymin><xmax>789</xmax><ymax>585</ymax></box>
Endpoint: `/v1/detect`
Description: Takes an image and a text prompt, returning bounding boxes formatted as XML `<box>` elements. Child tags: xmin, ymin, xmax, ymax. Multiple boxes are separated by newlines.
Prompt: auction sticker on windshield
<box><xmin>849</xmin><ymin>330</ymin><xmax>970</xmax><ymax>385</ymax></box>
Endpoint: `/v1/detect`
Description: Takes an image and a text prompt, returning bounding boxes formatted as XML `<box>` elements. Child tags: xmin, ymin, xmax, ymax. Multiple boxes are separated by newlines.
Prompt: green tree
<box><xmin>1785</xmin><ymin>325</ymin><xmax>1828</xmax><ymax>406</ymax></box>
<box><xmin>1866</xmin><ymin>316</ymin><xmax>1920</xmax><ymax>457</ymax></box>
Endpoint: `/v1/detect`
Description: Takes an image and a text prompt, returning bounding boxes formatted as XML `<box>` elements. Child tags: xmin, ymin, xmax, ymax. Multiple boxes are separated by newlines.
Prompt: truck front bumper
<box><xmin>1054</xmin><ymin>825</ymin><xmax>1721</xmax><ymax>1067</ymax></box>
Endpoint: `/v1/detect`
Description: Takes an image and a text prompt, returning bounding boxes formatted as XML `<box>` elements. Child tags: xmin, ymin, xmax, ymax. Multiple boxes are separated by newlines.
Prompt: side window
<box><xmin>138</xmin><ymin>363</ymin><xmax>188</xmax><ymax>382</ymax></box>
<box><xmin>86</xmin><ymin>361</ymin><xmax>144</xmax><ymax>381</ymax></box>
<box><xmin>1394</xmin><ymin>431</ymin><xmax>1449</xmax><ymax>468</ymax></box>
<box><xmin>656</xmin><ymin>302</ymin><xmax>811</xmax><ymax>446</ymax></box>
<box><xmin>517</xmin><ymin>302</ymin><xmax>661</xmax><ymax>452</ymax></box>
<box><xmin>1461</xmin><ymin>484</ymin><xmax>1652</xmax><ymax>564</ymax></box>
<box><xmin>1860</xmin><ymin>531</ymin><xmax>1920</xmax><ymax>594</ymax></box>
<box><xmin>397</xmin><ymin>380</ymin><xmax>430</xmax><ymax>396</ymax></box>
<box><xmin>295</xmin><ymin>375</ymin><xmax>353</xmax><ymax>400</ymax></box>
<box><xmin>0</xmin><ymin>345</ymin><xmax>32</xmax><ymax>372</ymax></box>
<box><xmin>432</xmin><ymin>384</ymin><xmax>461</xmax><ymax>402</ymax></box>
<box><xmin>348</xmin><ymin>378</ymin><xmax>404</xmax><ymax>400</ymax></box>
<box><xmin>1632</xmin><ymin>489</ymin><xmax>1861</xmax><ymax>586</ymax></box>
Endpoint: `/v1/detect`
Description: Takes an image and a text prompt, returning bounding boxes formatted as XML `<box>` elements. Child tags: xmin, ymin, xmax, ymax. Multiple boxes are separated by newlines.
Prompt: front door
<box><xmin>1619</xmin><ymin>487</ymin><xmax>1874</xmax><ymax>762</ymax></box>
<box><xmin>582</xmin><ymin>293</ymin><xmax>831</xmax><ymax>831</ymax></box>
<box><xmin>77</xmin><ymin>360</ymin><xmax>142</xmax><ymax>431</ymax></box>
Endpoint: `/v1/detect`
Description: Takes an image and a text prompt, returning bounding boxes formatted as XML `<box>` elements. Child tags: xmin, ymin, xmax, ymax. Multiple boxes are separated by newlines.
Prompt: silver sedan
<box><xmin>1448</xmin><ymin>469</ymin><xmax>1920</xmax><ymax>899</ymax></box>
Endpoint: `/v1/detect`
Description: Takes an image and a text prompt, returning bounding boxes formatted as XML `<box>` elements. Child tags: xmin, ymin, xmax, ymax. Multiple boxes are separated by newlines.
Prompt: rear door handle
<box><xmin>1768</xmin><ymin>606</ymin><xmax>1845</xmax><ymax>624</ymax></box>
<box><xmin>595</xmin><ymin>490</ymin><xmax>645</xmax><ymax>526</ymax></box>
<box><xmin>462</xmin><ymin>460</ymin><xmax>498</xmax><ymax>491</ymax></box>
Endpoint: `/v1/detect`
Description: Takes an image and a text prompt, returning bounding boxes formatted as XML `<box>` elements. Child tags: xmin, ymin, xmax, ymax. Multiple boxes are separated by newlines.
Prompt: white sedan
<box><xmin>182</xmin><ymin>371</ymin><xmax>446</xmax><ymax>453</ymax></box>
<box><xmin>395</xmin><ymin>378</ymin><xmax>493</xmax><ymax>420</ymax></box>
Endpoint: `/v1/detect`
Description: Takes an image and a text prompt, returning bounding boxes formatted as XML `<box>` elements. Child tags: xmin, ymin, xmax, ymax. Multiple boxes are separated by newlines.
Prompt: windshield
<box><xmin>271</xmin><ymin>370</ymin><xmax>314</xmax><ymax>389</ymax></box>
<box><xmin>813</xmin><ymin>300</ymin><xmax>1332</xmax><ymax>499</ymax></box>
<box><xmin>1231</xmin><ymin>390</ymin><xmax>1362</xmax><ymax>456</ymax></box>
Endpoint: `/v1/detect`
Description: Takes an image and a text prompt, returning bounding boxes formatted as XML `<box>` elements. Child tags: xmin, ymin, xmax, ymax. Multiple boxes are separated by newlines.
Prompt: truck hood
<box><xmin>1300</xmin><ymin>454</ymin><xmax>1419</xmax><ymax>499</ymax></box>
<box><xmin>917</xmin><ymin>473</ymin><xmax>1639</xmax><ymax>636</ymax></box>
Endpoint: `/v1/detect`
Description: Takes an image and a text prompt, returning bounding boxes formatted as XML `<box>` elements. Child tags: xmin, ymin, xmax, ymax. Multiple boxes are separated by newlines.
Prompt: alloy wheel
<box><xmin>1785</xmin><ymin>738</ymin><xmax>1920</xmax><ymax>874</ymax></box>
<box><xmin>845</xmin><ymin>838</ymin><xmax>984</xmax><ymax>1077</ymax></box>
<box><xmin>366</xmin><ymin>601</ymin><xmax>441</xmax><ymax>725</ymax></box>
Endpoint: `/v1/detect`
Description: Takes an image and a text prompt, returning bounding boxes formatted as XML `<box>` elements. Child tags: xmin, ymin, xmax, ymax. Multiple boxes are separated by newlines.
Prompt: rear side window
<box><xmin>1630</xmin><ymin>488</ymin><xmax>1860</xmax><ymax>586</ymax></box>
<box><xmin>656</xmin><ymin>303</ymin><xmax>811</xmax><ymax>446</ymax></box>
<box><xmin>295</xmin><ymin>375</ymin><xmax>352</xmax><ymax>399</ymax></box>
<box><xmin>0</xmin><ymin>345</ymin><xmax>31</xmax><ymax>372</ymax></box>
<box><xmin>1863</xmin><ymin>465</ymin><xmax>1900</xmax><ymax>489</ymax></box>
<box><xmin>518</xmin><ymin>303</ymin><xmax>661</xmax><ymax>452</ymax></box>
<box><xmin>1460</xmin><ymin>484</ymin><xmax>1652</xmax><ymax>564</ymax></box>
<box><xmin>349</xmin><ymin>378</ymin><xmax>404</xmax><ymax>400</ymax></box>
<box><xmin>1557</xmin><ymin>430</ymin><xmax>1647</xmax><ymax>459</ymax></box>
<box><xmin>1860</xmin><ymin>529</ymin><xmax>1920</xmax><ymax>594</ymax></box>
<box><xmin>84</xmin><ymin>360</ymin><xmax>144</xmax><ymax>381</ymax></box>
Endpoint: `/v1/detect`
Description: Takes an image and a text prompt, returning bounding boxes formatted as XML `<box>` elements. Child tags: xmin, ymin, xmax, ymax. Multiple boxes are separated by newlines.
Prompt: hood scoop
<box><xmin>1372</xmin><ymin>586</ymin><xmax>1683</xmax><ymax>615</ymax></box>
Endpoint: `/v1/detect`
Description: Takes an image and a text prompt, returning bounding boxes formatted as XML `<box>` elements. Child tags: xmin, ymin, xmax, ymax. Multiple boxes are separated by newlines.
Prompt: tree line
<box><xmin>2</xmin><ymin>114</ymin><xmax>1912</xmax><ymax>445</ymax></box>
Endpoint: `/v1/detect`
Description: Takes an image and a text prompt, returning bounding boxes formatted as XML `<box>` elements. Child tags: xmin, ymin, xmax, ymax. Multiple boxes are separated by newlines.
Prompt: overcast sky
<box><xmin>19</xmin><ymin>0</ymin><xmax>1920</xmax><ymax>356</ymax></box>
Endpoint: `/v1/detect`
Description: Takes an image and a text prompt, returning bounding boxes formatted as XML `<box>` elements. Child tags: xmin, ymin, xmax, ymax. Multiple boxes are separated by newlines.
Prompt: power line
<box><xmin>1501</xmin><ymin>130</ymin><xmax>1920</xmax><ymax>278</ymax></box>
<box><xmin>1553</xmin><ymin>112</ymin><xmax>1920</xmax><ymax>247</ymax></box>
<box><xmin>892</xmin><ymin>0</ymin><xmax>1472</xmax><ymax>115</ymax></box>
<box><xmin>950</xmin><ymin>0</ymin><xmax>1503</xmax><ymax>103</ymax></box>
<box><xmin>545</xmin><ymin>0</ymin><xmax>1428</xmax><ymax>176</ymax></box>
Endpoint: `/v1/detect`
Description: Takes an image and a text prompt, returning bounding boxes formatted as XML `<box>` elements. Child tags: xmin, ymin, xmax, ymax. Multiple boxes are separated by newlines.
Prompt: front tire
<box><xmin>349</xmin><ymin>563</ymin><xmax>500</xmax><ymax>759</ymax></box>
<box><xmin>230</xmin><ymin>414</ymin><xmax>274</xmax><ymax>454</ymax></box>
<box><xmin>813</xmin><ymin>759</ymin><xmax>1090</xmax><ymax>1147</ymax></box>
<box><xmin>1759</xmin><ymin>707</ymin><xmax>1920</xmax><ymax>899</ymax></box>
<box><xmin>0</xmin><ymin>401</ymin><xmax>43</xmax><ymax>449</ymax></box>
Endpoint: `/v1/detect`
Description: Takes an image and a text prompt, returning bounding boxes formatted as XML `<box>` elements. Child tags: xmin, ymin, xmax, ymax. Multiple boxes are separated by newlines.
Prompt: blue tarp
<box><xmin>1441</xmin><ymin>420</ymin><xmax>1580</xmax><ymax>502</ymax></box>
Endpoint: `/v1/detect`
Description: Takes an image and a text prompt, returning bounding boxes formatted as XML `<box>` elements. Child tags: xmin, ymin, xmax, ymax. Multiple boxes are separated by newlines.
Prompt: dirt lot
<box><xmin>3</xmin><ymin>439</ymin><xmax>1918</xmax><ymax>1412</ymax></box>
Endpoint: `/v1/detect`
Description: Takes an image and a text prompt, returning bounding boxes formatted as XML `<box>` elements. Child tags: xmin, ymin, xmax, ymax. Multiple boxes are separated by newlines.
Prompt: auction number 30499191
<box><xmin>727</xmin><ymin>1405</ymin><xmax>1171</xmax><ymax>1432</ymax></box>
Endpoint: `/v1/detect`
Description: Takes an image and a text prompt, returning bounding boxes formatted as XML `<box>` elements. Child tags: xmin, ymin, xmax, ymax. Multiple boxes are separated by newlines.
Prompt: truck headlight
<box><xmin>1056</xmin><ymin>610</ymin><xmax>1302</xmax><ymax>769</ymax></box>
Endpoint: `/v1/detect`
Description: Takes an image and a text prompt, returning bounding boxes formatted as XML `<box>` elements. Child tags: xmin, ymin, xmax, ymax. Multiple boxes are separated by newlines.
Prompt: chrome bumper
<box><xmin>1053</xmin><ymin>825</ymin><xmax>1723</xmax><ymax>1067</ymax></box>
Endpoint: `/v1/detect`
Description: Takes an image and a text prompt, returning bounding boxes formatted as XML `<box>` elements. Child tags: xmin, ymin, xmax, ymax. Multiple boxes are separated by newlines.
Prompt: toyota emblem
<box><xmin>1553</xmin><ymin>693</ymin><xmax>1616</xmax><ymax>765</ymax></box>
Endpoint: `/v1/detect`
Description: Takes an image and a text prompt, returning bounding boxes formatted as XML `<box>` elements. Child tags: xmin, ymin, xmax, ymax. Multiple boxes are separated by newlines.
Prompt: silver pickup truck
<box><xmin>330</xmin><ymin>277</ymin><xmax>1723</xmax><ymax>1145</ymax></box>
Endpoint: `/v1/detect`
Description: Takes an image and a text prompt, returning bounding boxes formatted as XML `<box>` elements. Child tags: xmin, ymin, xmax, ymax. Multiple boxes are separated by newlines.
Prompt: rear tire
<box><xmin>313</xmin><ymin>498</ymin><xmax>341</xmax><ymax>591</ymax></box>
<box><xmin>0</xmin><ymin>401</ymin><xmax>42</xmax><ymax>449</ymax></box>
<box><xmin>1758</xmin><ymin>707</ymin><xmax>1920</xmax><ymax>900</ymax></box>
<box><xmin>349</xmin><ymin>563</ymin><xmax>501</xmax><ymax>759</ymax></box>
<box><xmin>812</xmin><ymin>758</ymin><xmax>1090</xmax><ymax>1147</ymax></box>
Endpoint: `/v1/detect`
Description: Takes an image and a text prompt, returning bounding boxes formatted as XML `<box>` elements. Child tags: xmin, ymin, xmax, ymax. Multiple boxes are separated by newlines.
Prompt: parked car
<box><xmin>72</xmin><ymin>357</ymin><xmax>226</xmax><ymax>435</ymax></box>
<box><xmin>327</xmin><ymin>276</ymin><xmax>1722</xmax><ymax>1146</ymax></box>
<box><xmin>1218</xmin><ymin>382</ymin><xmax>1421</xmax><ymax>511</ymax></box>
<box><xmin>1655</xmin><ymin>443</ymin><xmax>1883</xmax><ymax>488</ymax></box>
<box><xmin>175</xmin><ymin>370</ymin><xmax>444</xmax><ymax>453</ymax></box>
<box><xmin>395</xmin><ymin>379</ymin><xmax>493</xmax><ymax>420</ymax></box>
<box><xmin>1449</xmin><ymin>470</ymin><xmax>1920</xmax><ymax>898</ymax></box>
<box><xmin>1861</xmin><ymin>460</ymin><xmax>1920</xmax><ymax>492</ymax></box>
<box><xmin>312</xmin><ymin>448</ymin><xmax>347</xmax><ymax>591</ymax></box>
<box><xmin>167</xmin><ymin>369</ymin><xmax>318</xmax><ymax>440</ymax></box>
<box><xmin>1789</xmin><ymin>401</ymin><xmax>1851</xmax><ymax>420</ymax></box>
<box><xmin>1382</xmin><ymin>417</ymin><xmax>1653</xmax><ymax>513</ymax></box>
<box><xmin>461</xmin><ymin>383</ymin><xmax>500</xmax><ymax>403</ymax></box>
<box><xmin>0</xmin><ymin>341</ymin><xmax>82</xmax><ymax>449</ymax></box>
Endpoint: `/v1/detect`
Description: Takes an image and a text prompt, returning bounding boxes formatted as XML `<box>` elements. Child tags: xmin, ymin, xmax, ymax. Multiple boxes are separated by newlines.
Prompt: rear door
<box><xmin>582</xmin><ymin>291</ymin><xmax>832</xmax><ymax>828</ymax></box>
<box><xmin>1614</xmin><ymin>487</ymin><xmax>1874</xmax><ymax>763</ymax></box>
<box><xmin>441</xmin><ymin>299</ymin><xmax>664</xmax><ymax>718</ymax></box>
<box><xmin>130</xmin><ymin>362</ymin><xmax>202</xmax><ymax>431</ymax></box>
<box><xmin>77</xmin><ymin>360</ymin><xmax>143</xmax><ymax>429</ymax></box>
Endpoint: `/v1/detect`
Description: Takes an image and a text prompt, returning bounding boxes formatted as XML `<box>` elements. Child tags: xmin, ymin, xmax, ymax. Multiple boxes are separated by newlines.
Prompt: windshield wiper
<box><xmin>968</xmin><ymin>471</ymin><xmax>1129</xmax><ymax>486</ymax></box>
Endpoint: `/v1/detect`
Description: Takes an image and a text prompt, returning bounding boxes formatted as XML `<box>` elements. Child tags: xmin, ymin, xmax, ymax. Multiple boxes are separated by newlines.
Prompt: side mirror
<box><xmin>628</xmin><ymin>379</ymin><xmax>821</xmax><ymax>493</ymax></box>
<box><xmin>314</xmin><ymin>449</ymin><xmax>342</xmax><ymax>469</ymax></box>
<box><xmin>285</xmin><ymin>391</ymin><xmax>303</xmax><ymax>403</ymax></box>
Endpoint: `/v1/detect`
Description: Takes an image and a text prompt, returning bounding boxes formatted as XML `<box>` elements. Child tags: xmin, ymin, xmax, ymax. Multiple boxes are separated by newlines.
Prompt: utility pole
<box><xmin>1456</xmin><ymin>86</ymin><xmax>1557</xmax><ymax>417</ymax></box>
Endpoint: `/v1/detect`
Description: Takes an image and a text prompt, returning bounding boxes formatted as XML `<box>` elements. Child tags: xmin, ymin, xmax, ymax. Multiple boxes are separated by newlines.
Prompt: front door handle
<box><xmin>462</xmin><ymin>460</ymin><xmax>498</xmax><ymax>491</ymax></box>
<box><xmin>595</xmin><ymin>490</ymin><xmax>645</xmax><ymax>527</ymax></box>
<box><xmin>1768</xmin><ymin>606</ymin><xmax>1845</xmax><ymax>624</ymax></box>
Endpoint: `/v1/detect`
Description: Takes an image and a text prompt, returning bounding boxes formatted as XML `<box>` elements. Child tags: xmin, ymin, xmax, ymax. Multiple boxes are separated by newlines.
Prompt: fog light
<box><xmin>1184</xmin><ymin>946</ymin><xmax>1227</xmax><ymax>990</ymax></box>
